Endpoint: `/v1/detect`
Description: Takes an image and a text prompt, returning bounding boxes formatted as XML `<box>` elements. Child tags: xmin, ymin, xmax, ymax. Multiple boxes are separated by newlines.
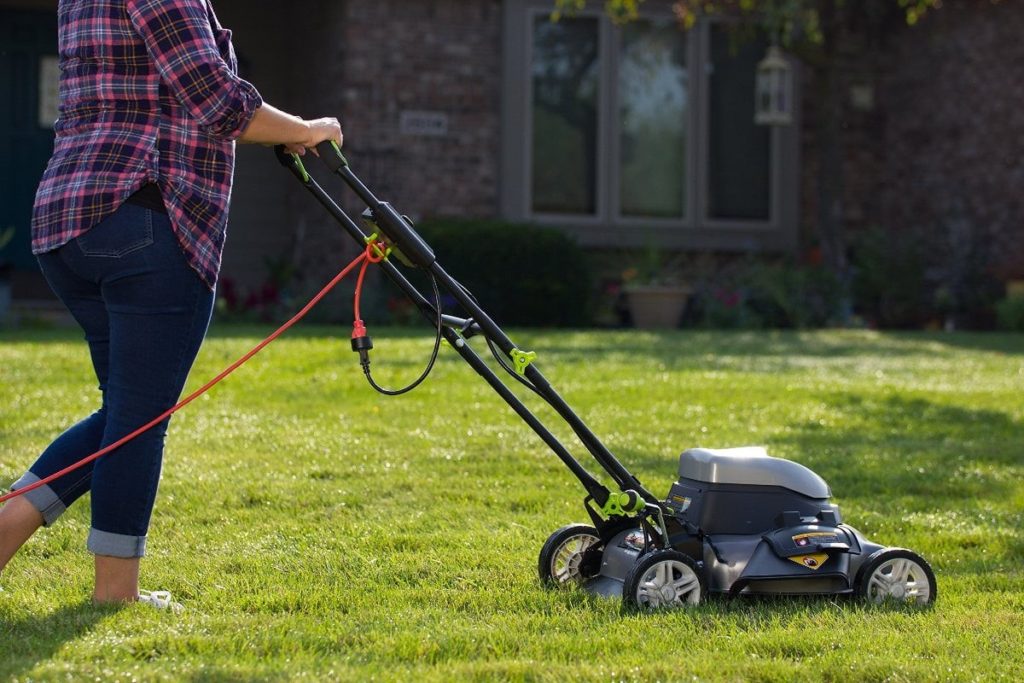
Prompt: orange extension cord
<box><xmin>0</xmin><ymin>243</ymin><xmax>384</xmax><ymax>505</ymax></box>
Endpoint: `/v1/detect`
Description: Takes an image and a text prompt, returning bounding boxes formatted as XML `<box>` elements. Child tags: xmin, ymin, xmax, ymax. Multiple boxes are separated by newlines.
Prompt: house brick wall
<box><xmin>876</xmin><ymin>0</ymin><xmax>1024</xmax><ymax>280</ymax></box>
<box><xmin>220</xmin><ymin>0</ymin><xmax>503</xmax><ymax>300</ymax></box>
<box><xmin>799</xmin><ymin>2</ymin><xmax>1022</xmax><ymax>282</ymax></box>
<box><xmin>797</xmin><ymin>0</ymin><xmax>1023</xmax><ymax>301</ymax></box>
<box><xmin>335</xmin><ymin>0</ymin><xmax>503</xmax><ymax>218</ymax></box>
<box><xmin>797</xmin><ymin>25</ymin><xmax>891</xmax><ymax>252</ymax></box>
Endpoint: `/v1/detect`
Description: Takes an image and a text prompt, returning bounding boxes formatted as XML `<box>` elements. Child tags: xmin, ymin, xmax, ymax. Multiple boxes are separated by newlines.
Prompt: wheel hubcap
<box><xmin>866</xmin><ymin>557</ymin><xmax>931</xmax><ymax>604</ymax></box>
<box><xmin>552</xmin><ymin>534</ymin><xmax>598</xmax><ymax>584</ymax></box>
<box><xmin>637</xmin><ymin>560</ymin><xmax>700</xmax><ymax>608</ymax></box>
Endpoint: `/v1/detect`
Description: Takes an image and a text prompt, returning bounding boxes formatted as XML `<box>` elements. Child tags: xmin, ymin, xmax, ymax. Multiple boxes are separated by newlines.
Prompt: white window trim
<box><xmin>500</xmin><ymin>0</ymin><xmax>801</xmax><ymax>252</ymax></box>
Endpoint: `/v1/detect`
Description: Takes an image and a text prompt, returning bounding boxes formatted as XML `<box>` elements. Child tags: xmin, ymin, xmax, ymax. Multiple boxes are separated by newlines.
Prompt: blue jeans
<box><xmin>11</xmin><ymin>203</ymin><xmax>214</xmax><ymax>558</ymax></box>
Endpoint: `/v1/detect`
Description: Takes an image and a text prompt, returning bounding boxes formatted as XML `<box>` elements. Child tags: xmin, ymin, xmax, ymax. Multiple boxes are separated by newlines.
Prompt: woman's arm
<box><xmin>237</xmin><ymin>103</ymin><xmax>342</xmax><ymax>155</ymax></box>
<box><xmin>127</xmin><ymin>0</ymin><xmax>343</xmax><ymax>153</ymax></box>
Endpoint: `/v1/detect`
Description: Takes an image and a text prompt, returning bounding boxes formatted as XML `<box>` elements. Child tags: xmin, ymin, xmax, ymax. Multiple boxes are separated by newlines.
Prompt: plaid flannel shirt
<box><xmin>32</xmin><ymin>0</ymin><xmax>263</xmax><ymax>288</ymax></box>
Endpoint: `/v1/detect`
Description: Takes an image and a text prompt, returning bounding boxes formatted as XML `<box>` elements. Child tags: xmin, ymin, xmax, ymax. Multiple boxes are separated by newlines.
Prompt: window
<box><xmin>501</xmin><ymin>1</ymin><xmax>800</xmax><ymax>252</ymax></box>
<box><xmin>707</xmin><ymin>25</ymin><xmax>771</xmax><ymax>221</ymax></box>
<box><xmin>530</xmin><ymin>15</ymin><xmax>600</xmax><ymax>215</ymax></box>
<box><xmin>618</xmin><ymin>18</ymin><xmax>689</xmax><ymax>219</ymax></box>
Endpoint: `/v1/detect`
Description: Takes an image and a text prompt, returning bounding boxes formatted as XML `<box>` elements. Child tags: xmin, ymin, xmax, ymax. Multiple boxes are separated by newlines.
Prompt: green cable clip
<box><xmin>509</xmin><ymin>348</ymin><xmax>537</xmax><ymax>376</ymax></box>
<box><xmin>364</xmin><ymin>233</ymin><xmax>392</xmax><ymax>261</ymax></box>
<box><xmin>289</xmin><ymin>153</ymin><xmax>311</xmax><ymax>183</ymax></box>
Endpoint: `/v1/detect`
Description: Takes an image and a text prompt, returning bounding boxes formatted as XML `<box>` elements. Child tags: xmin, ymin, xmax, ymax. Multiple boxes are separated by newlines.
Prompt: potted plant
<box><xmin>621</xmin><ymin>245</ymin><xmax>691</xmax><ymax>329</ymax></box>
<box><xmin>0</xmin><ymin>226</ymin><xmax>14</xmax><ymax>326</ymax></box>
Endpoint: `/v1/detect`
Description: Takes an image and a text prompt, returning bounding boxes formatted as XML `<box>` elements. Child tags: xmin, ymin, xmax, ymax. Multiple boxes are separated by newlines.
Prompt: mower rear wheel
<box><xmin>855</xmin><ymin>548</ymin><xmax>937</xmax><ymax>605</ymax></box>
<box><xmin>623</xmin><ymin>549</ymin><xmax>705</xmax><ymax>610</ymax></box>
<box><xmin>538</xmin><ymin>524</ymin><xmax>601</xmax><ymax>585</ymax></box>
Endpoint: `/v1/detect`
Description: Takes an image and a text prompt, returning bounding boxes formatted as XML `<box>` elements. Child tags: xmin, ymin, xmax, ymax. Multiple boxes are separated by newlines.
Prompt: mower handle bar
<box><xmin>277</xmin><ymin>143</ymin><xmax>661</xmax><ymax>509</ymax></box>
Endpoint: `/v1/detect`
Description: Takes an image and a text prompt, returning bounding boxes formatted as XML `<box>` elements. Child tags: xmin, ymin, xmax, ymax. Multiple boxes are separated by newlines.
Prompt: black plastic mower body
<box><xmin>582</xmin><ymin>447</ymin><xmax>887</xmax><ymax>599</ymax></box>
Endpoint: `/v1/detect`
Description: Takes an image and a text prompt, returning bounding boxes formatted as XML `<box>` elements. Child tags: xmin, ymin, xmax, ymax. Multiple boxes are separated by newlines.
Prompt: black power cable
<box><xmin>357</xmin><ymin>272</ymin><xmax>445</xmax><ymax>396</ymax></box>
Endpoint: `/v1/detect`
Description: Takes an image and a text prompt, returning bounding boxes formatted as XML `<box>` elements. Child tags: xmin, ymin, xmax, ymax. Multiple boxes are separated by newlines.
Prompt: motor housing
<box><xmin>666</xmin><ymin>447</ymin><xmax>841</xmax><ymax>535</ymax></box>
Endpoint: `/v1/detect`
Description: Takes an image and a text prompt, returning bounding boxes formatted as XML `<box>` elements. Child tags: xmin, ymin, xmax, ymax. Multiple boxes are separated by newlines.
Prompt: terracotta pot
<box><xmin>625</xmin><ymin>285</ymin><xmax>690</xmax><ymax>329</ymax></box>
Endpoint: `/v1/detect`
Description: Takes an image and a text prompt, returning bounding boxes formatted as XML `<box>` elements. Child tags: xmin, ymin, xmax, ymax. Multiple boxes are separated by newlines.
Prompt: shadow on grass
<box><xmin>909</xmin><ymin>331</ymin><xmax>1024</xmax><ymax>356</ymax></box>
<box><xmin>683</xmin><ymin>593</ymin><xmax>936</xmax><ymax>619</ymax></box>
<box><xmin>614</xmin><ymin>391</ymin><xmax>1019</xmax><ymax>504</ymax></box>
<box><xmin>8</xmin><ymin>325</ymin><xmax>1020</xmax><ymax>352</ymax></box>
<box><xmin>515</xmin><ymin>330</ymin><xmax>1024</xmax><ymax>373</ymax></box>
<box><xmin>0</xmin><ymin>600</ymin><xmax>116</xmax><ymax>679</ymax></box>
<box><xmin>548</xmin><ymin>582</ymin><xmax>935</xmax><ymax>619</ymax></box>
<box><xmin>775</xmin><ymin>393</ymin><xmax>1020</xmax><ymax>501</ymax></box>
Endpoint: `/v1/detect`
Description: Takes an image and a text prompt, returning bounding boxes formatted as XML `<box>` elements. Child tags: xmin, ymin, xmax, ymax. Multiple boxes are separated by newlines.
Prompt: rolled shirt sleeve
<box><xmin>127</xmin><ymin>0</ymin><xmax>262</xmax><ymax>140</ymax></box>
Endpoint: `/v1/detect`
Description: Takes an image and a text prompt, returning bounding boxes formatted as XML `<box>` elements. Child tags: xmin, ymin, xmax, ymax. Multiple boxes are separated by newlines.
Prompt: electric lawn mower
<box><xmin>277</xmin><ymin>142</ymin><xmax>937</xmax><ymax>610</ymax></box>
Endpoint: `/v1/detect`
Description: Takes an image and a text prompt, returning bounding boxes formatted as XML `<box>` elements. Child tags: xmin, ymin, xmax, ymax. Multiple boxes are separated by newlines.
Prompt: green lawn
<box><xmin>1</xmin><ymin>326</ymin><xmax>1022</xmax><ymax>681</ymax></box>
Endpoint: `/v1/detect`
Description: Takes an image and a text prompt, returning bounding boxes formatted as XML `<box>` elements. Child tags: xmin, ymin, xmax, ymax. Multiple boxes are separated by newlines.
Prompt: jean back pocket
<box><xmin>76</xmin><ymin>203</ymin><xmax>155</xmax><ymax>258</ymax></box>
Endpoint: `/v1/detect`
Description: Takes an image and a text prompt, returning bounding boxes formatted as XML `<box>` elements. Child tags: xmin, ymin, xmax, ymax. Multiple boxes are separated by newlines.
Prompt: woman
<box><xmin>0</xmin><ymin>0</ymin><xmax>341</xmax><ymax>609</ymax></box>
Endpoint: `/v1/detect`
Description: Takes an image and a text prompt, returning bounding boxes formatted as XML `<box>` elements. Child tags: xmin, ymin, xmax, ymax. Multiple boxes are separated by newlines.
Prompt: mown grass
<box><xmin>1</xmin><ymin>326</ymin><xmax>1022</xmax><ymax>681</ymax></box>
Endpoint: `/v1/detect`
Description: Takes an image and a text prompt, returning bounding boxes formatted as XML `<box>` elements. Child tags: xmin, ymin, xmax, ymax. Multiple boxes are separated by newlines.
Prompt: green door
<box><xmin>0</xmin><ymin>10</ymin><xmax>57</xmax><ymax>272</ymax></box>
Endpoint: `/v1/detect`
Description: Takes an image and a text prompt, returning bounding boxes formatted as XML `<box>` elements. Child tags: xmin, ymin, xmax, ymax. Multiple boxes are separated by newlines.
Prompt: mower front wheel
<box><xmin>855</xmin><ymin>548</ymin><xmax>937</xmax><ymax>605</ymax></box>
<box><xmin>538</xmin><ymin>524</ymin><xmax>601</xmax><ymax>585</ymax></box>
<box><xmin>623</xmin><ymin>549</ymin><xmax>705</xmax><ymax>610</ymax></box>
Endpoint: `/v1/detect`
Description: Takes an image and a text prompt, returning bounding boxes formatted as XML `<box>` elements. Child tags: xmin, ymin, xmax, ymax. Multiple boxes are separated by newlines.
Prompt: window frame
<box><xmin>500</xmin><ymin>0</ymin><xmax>801</xmax><ymax>252</ymax></box>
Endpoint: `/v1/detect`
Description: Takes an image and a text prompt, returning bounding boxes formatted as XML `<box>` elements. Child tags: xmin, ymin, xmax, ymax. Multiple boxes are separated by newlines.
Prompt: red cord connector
<box><xmin>351</xmin><ymin>319</ymin><xmax>373</xmax><ymax>369</ymax></box>
<box><xmin>352</xmin><ymin>318</ymin><xmax>369</xmax><ymax>342</ymax></box>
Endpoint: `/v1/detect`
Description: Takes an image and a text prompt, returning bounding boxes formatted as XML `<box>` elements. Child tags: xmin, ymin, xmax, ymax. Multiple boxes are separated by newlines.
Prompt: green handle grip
<box><xmin>316</xmin><ymin>140</ymin><xmax>349</xmax><ymax>173</ymax></box>
<box><xmin>273</xmin><ymin>145</ymin><xmax>310</xmax><ymax>183</ymax></box>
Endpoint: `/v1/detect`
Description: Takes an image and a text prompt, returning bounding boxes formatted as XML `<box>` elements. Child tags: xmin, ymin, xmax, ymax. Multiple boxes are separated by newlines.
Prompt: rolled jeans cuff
<box><xmin>10</xmin><ymin>472</ymin><xmax>66</xmax><ymax>526</ymax></box>
<box><xmin>88</xmin><ymin>528</ymin><xmax>147</xmax><ymax>558</ymax></box>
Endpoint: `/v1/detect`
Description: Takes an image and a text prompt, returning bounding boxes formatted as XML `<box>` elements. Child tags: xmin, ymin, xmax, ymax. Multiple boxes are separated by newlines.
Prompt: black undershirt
<box><xmin>125</xmin><ymin>183</ymin><xmax>167</xmax><ymax>214</ymax></box>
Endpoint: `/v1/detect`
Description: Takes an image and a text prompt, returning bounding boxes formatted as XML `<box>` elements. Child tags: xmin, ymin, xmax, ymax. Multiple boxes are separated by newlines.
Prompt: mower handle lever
<box><xmin>441</xmin><ymin>314</ymin><xmax>483</xmax><ymax>338</ymax></box>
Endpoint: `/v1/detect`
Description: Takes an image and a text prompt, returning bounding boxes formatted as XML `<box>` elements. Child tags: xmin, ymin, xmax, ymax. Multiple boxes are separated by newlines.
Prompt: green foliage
<box><xmin>850</xmin><ymin>225</ymin><xmax>1004</xmax><ymax>330</ymax></box>
<box><xmin>416</xmin><ymin>218</ymin><xmax>593</xmax><ymax>327</ymax></box>
<box><xmin>215</xmin><ymin>255</ymin><xmax>298</xmax><ymax>324</ymax></box>
<box><xmin>684</xmin><ymin>259</ymin><xmax>845</xmax><ymax>329</ymax></box>
<box><xmin>851</xmin><ymin>227</ymin><xmax>930</xmax><ymax>329</ymax></box>
<box><xmin>995</xmin><ymin>295</ymin><xmax>1024</xmax><ymax>332</ymax></box>
<box><xmin>898</xmin><ymin>0</ymin><xmax>945</xmax><ymax>25</ymax></box>
<box><xmin>620</xmin><ymin>244</ymin><xmax>688</xmax><ymax>287</ymax></box>
<box><xmin>552</xmin><ymin>0</ymin><xmax>643</xmax><ymax>23</ymax></box>
<box><xmin>744</xmin><ymin>261</ymin><xmax>843</xmax><ymax>328</ymax></box>
<box><xmin>2</xmin><ymin>327</ymin><xmax>1023</xmax><ymax>679</ymax></box>
<box><xmin>670</xmin><ymin>0</ymin><xmax>947</xmax><ymax>37</ymax></box>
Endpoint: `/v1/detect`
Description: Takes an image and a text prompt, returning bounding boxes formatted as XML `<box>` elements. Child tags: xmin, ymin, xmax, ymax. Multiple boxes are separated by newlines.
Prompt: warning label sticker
<box><xmin>788</xmin><ymin>553</ymin><xmax>829</xmax><ymax>570</ymax></box>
